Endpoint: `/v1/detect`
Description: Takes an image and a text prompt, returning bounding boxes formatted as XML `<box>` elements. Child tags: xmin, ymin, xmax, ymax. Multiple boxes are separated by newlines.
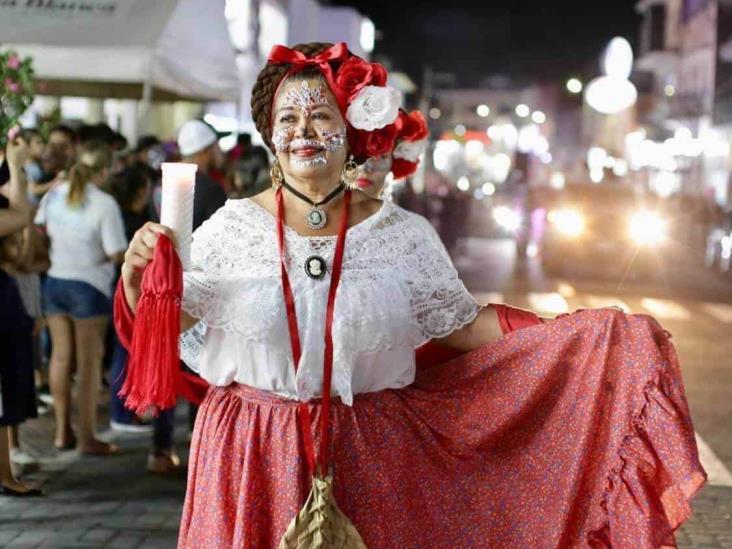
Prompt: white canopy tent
<box><xmin>0</xmin><ymin>0</ymin><xmax>240</xmax><ymax>103</ymax></box>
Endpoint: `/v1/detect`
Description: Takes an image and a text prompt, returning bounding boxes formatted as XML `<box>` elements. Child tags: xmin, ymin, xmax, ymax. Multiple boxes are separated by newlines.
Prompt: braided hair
<box><xmin>251</xmin><ymin>42</ymin><xmax>340</xmax><ymax>154</ymax></box>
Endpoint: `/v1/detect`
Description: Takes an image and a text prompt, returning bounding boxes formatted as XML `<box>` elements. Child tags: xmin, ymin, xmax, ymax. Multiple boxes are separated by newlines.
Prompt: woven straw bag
<box><xmin>276</xmin><ymin>190</ymin><xmax>366</xmax><ymax>548</ymax></box>
<box><xmin>278</xmin><ymin>474</ymin><xmax>367</xmax><ymax>549</ymax></box>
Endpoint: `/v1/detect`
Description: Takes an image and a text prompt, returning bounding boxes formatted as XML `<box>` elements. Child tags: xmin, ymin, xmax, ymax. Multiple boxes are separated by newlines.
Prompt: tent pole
<box><xmin>137</xmin><ymin>78</ymin><xmax>153</xmax><ymax>141</ymax></box>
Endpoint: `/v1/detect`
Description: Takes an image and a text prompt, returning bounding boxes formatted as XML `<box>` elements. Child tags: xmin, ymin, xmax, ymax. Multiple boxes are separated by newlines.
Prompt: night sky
<box><xmin>330</xmin><ymin>0</ymin><xmax>641</xmax><ymax>88</ymax></box>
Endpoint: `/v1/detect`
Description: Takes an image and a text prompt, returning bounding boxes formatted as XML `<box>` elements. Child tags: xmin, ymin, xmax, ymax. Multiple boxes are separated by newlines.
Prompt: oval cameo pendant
<box><xmin>306</xmin><ymin>208</ymin><xmax>327</xmax><ymax>230</ymax></box>
<box><xmin>304</xmin><ymin>255</ymin><xmax>327</xmax><ymax>280</ymax></box>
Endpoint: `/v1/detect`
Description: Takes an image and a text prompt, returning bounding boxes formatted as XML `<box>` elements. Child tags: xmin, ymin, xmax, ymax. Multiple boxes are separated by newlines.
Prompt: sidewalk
<box><xmin>1</xmin><ymin>402</ymin><xmax>731</xmax><ymax>548</ymax></box>
<box><xmin>0</xmin><ymin>402</ymin><xmax>187</xmax><ymax>549</ymax></box>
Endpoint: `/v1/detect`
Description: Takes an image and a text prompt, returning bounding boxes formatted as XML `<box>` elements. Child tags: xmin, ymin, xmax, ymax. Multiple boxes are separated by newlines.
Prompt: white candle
<box><xmin>160</xmin><ymin>162</ymin><xmax>197</xmax><ymax>270</ymax></box>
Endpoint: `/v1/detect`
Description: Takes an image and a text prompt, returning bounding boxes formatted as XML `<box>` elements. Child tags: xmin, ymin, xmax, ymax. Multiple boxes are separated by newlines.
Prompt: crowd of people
<box><xmin>0</xmin><ymin>118</ymin><xmax>271</xmax><ymax>496</ymax></box>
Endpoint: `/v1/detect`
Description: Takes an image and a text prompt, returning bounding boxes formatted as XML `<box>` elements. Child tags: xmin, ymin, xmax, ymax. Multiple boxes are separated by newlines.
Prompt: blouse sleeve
<box><xmin>178</xmin><ymin>206</ymin><xmax>227</xmax><ymax>373</ymax></box>
<box><xmin>180</xmin><ymin>206</ymin><xmax>227</xmax><ymax>322</ymax></box>
<box><xmin>406</xmin><ymin>214</ymin><xmax>480</xmax><ymax>344</ymax></box>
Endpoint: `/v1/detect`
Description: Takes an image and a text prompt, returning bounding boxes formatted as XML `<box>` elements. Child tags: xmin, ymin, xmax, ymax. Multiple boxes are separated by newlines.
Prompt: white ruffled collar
<box><xmin>231</xmin><ymin>196</ymin><xmax>391</xmax><ymax>242</ymax></box>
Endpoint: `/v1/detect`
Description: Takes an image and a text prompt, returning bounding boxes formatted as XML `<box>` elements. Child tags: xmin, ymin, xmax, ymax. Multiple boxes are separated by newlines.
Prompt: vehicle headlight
<box><xmin>548</xmin><ymin>208</ymin><xmax>584</xmax><ymax>237</ymax></box>
<box><xmin>492</xmin><ymin>206</ymin><xmax>522</xmax><ymax>232</ymax></box>
<box><xmin>628</xmin><ymin>210</ymin><xmax>668</xmax><ymax>245</ymax></box>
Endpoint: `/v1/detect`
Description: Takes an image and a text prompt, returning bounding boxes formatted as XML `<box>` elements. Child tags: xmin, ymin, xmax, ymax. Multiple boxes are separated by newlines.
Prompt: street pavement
<box><xmin>1</xmin><ymin>236</ymin><xmax>731</xmax><ymax>548</ymax></box>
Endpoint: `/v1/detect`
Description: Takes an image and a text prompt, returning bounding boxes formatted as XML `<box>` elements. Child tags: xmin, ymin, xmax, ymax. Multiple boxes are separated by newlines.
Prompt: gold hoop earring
<box><xmin>270</xmin><ymin>159</ymin><xmax>284</xmax><ymax>189</ymax></box>
<box><xmin>341</xmin><ymin>155</ymin><xmax>359</xmax><ymax>189</ymax></box>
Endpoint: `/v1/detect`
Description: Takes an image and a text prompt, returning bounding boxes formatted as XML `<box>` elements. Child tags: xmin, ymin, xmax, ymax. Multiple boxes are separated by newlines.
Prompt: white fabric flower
<box><xmin>346</xmin><ymin>85</ymin><xmax>402</xmax><ymax>131</ymax></box>
<box><xmin>393</xmin><ymin>138</ymin><xmax>428</xmax><ymax>162</ymax></box>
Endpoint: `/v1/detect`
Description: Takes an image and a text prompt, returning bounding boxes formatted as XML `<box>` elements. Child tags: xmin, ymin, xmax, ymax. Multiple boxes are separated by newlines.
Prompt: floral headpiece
<box><xmin>391</xmin><ymin>110</ymin><xmax>429</xmax><ymax>180</ymax></box>
<box><xmin>267</xmin><ymin>43</ymin><xmax>403</xmax><ymax>161</ymax></box>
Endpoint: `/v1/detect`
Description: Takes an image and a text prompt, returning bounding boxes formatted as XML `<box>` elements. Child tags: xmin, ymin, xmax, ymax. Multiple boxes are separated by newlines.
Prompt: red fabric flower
<box><xmin>353</xmin><ymin>122</ymin><xmax>399</xmax><ymax>159</ymax></box>
<box><xmin>397</xmin><ymin>110</ymin><xmax>429</xmax><ymax>142</ymax></box>
<box><xmin>391</xmin><ymin>158</ymin><xmax>418</xmax><ymax>180</ymax></box>
<box><xmin>335</xmin><ymin>57</ymin><xmax>388</xmax><ymax>101</ymax></box>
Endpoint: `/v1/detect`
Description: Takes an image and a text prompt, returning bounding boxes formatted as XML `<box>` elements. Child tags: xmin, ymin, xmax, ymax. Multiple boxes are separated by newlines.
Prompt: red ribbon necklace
<box><xmin>275</xmin><ymin>186</ymin><xmax>351</xmax><ymax>476</ymax></box>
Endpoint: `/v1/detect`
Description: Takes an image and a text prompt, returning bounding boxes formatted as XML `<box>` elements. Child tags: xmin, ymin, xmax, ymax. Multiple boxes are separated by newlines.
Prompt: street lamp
<box><xmin>584</xmin><ymin>37</ymin><xmax>637</xmax><ymax>114</ymax></box>
<box><xmin>532</xmin><ymin>110</ymin><xmax>546</xmax><ymax>124</ymax></box>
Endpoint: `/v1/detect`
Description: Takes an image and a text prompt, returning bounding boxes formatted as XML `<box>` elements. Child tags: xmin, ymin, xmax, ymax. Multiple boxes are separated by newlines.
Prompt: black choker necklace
<box><xmin>281</xmin><ymin>181</ymin><xmax>345</xmax><ymax>230</ymax></box>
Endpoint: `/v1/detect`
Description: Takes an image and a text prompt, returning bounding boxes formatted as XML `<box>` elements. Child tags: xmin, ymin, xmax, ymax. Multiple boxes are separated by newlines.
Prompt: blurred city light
<box><xmin>455</xmin><ymin>124</ymin><xmax>467</xmax><ymax>136</ymax></box>
<box><xmin>603</xmin><ymin>37</ymin><xmax>634</xmax><ymax>80</ymax></box>
<box><xmin>548</xmin><ymin>208</ymin><xmax>585</xmax><ymax>237</ymax></box>
<box><xmin>429</xmin><ymin>107</ymin><xmax>441</xmax><ymax>120</ymax></box>
<box><xmin>612</xmin><ymin>158</ymin><xmax>629</xmax><ymax>177</ymax></box>
<box><xmin>492</xmin><ymin>153</ymin><xmax>512</xmax><ymax>183</ymax></box>
<box><xmin>517</xmin><ymin>124</ymin><xmax>540</xmax><ymax>153</ymax></box>
<box><xmin>585</xmin><ymin>36</ymin><xmax>637</xmax><ymax>114</ymax></box>
<box><xmin>587</xmin><ymin>146</ymin><xmax>607</xmax><ymax>169</ymax></box>
<box><xmin>476</xmin><ymin>104</ymin><xmax>490</xmax><ymax>117</ymax></box>
<box><xmin>650</xmin><ymin>170</ymin><xmax>680</xmax><ymax>197</ymax></box>
<box><xmin>486</xmin><ymin>123</ymin><xmax>518</xmax><ymax>149</ymax></box>
<box><xmin>590</xmin><ymin>168</ymin><xmax>604</xmax><ymax>183</ymax></box>
<box><xmin>533</xmin><ymin>135</ymin><xmax>550</xmax><ymax>155</ymax></box>
<box><xmin>360</xmin><ymin>19</ymin><xmax>375</xmax><ymax>52</ymax></box>
<box><xmin>585</xmin><ymin>76</ymin><xmax>638</xmax><ymax>114</ymax></box>
<box><xmin>566</xmin><ymin>78</ymin><xmax>583</xmax><ymax>94</ymax></box>
<box><xmin>531</xmin><ymin>110</ymin><xmax>546</xmax><ymax>124</ymax></box>
<box><xmin>457</xmin><ymin>176</ymin><xmax>471</xmax><ymax>191</ymax></box>
<box><xmin>465</xmin><ymin>140</ymin><xmax>485</xmax><ymax>156</ymax></box>
<box><xmin>664</xmin><ymin>84</ymin><xmax>676</xmax><ymax>97</ymax></box>
<box><xmin>433</xmin><ymin>139</ymin><xmax>460</xmax><ymax>171</ymax></box>
<box><xmin>515</xmin><ymin>104</ymin><xmax>530</xmax><ymax>118</ymax></box>
<box><xmin>550</xmin><ymin>171</ymin><xmax>566</xmax><ymax>189</ymax></box>
<box><xmin>482</xmin><ymin>182</ymin><xmax>496</xmax><ymax>195</ymax></box>
<box><xmin>675</xmin><ymin>127</ymin><xmax>692</xmax><ymax>141</ymax></box>
<box><xmin>493</xmin><ymin>206</ymin><xmax>522</xmax><ymax>232</ymax></box>
<box><xmin>628</xmin><ymin>210</ymin><xmax>668</xmax><ymax>246</ymax></box>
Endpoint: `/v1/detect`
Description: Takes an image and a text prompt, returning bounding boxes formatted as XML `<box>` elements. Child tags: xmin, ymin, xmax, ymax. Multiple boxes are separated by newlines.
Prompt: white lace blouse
<box><xmin>180</xmin><ymin>198</ymin><xmax>480</xmax><ymax>406</ymax></box>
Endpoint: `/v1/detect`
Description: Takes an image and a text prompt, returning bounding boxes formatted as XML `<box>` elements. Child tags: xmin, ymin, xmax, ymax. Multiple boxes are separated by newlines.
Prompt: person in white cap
<box><xmin>177</xmin><ymin>120</ymin><xmax>228</xmax><ymax>230</ymax></box>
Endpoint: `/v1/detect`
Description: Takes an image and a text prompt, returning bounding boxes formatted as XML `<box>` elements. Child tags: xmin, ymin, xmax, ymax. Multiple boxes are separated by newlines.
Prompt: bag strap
<box><xmin>275</xmin><ymin>187</ymin><xmax>351</xmax><ymax>476</ymax></box>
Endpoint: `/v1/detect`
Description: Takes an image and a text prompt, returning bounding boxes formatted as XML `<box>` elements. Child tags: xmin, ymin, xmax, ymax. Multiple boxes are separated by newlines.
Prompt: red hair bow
<box><xmin>268</xmin><ymin>43</ymin><xmax>350</xmax><ymax>110</ymax></box>
<box><xmin>267</xmin><ymin>43</ymin><xmax>349</xmax><ymax>67</ymax></box>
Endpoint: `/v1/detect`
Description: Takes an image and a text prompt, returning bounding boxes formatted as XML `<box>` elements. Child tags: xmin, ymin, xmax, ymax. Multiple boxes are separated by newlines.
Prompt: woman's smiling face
<box><xmin>271</xmin><ymin>77</ymin><xmax>349</xmax><ymax>180</ymax></box>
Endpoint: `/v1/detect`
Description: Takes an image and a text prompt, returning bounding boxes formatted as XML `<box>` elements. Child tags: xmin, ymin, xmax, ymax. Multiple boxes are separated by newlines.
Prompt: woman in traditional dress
<box><xmin>117</xmin><ymin>42</ymin><xmax>705</xmax><ymax>548</ymax></box>
<box><xmin>356</xmin><ymin>109</ymin><xmax>428</xmax><ymax>200</ymax></box>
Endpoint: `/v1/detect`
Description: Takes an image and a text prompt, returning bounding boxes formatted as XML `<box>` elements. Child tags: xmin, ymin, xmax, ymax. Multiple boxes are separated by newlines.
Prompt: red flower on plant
<box><xmin>335</xmin><ymin>57</ymin><xmax>388</xmax><ymax>101</ymax></box>
<box><xmin>6</xmin><ymin>54</ymin><xmax>20</xmax><ymax>70</ymax></box>
<box><xmin>4</xmin><ymin>78</ymin><xmax>19</xmax><ymax>93</ymax></box>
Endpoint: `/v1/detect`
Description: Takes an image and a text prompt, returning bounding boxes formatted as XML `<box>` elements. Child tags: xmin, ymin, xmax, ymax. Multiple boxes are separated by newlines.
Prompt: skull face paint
<box><xmin>272</xmin><ymin>127</ymin><xmax>292</xmax><ymax>152</ymax></box>
<box><xmin>282</xmin><ymin>81</ymin><xmax>330</xmax><ymax>112</ymax></box>
<box><xmin>322</xmin><ymin>129</ymin><xmax>346</xmax><ymax>153</ymax></box>
<box><xmin>272</xmin><ymin>78</ymin><xmax>348</xmax><ymax>170</ymax></box>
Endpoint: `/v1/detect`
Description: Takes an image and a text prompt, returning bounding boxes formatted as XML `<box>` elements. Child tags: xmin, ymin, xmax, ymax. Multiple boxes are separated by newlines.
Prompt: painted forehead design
<box><xmin>281</xmin><ymin>81</ymin><xmax>332</xmax><ymax>112</ymax></box>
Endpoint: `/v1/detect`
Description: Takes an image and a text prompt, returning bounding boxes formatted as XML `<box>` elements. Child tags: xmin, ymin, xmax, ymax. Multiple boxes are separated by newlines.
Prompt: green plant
<box><xmin>1</xmin><ymin>49</ymin><xmax>34</xmax><ymax>148</ymax></box>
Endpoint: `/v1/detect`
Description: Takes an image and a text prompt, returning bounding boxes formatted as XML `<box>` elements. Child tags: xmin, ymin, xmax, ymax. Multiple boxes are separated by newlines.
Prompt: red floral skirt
<box><xmin>178</xmin><ymin>309</ymin><xmax>705</xmax><ymax>548</ymax></box>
